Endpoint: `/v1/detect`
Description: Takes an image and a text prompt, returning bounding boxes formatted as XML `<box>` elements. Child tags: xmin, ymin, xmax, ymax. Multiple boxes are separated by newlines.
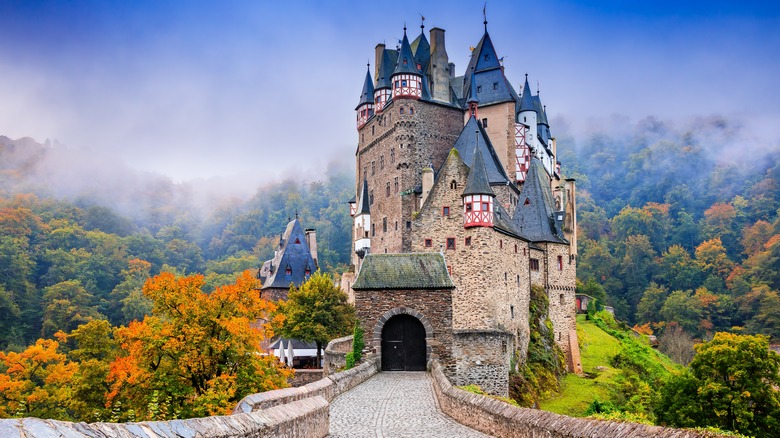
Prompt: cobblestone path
<box><xmin>329</xmin><ymin>372</ymin><xmax>491</xmax><ymax>437</ymax></box>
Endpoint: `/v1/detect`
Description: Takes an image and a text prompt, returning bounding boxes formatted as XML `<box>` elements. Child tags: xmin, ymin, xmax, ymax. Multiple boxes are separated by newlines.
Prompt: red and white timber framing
<box><xmin>392</xmin><ymin>74</ymin><xmax>422</xmax><ymax>99</ymax></box>
<box><xmin>356</xmin><ymin>104</ymin><xmax>374</xmax><ymax>130</ymax></box>
<box><xmin>515</xmin><ymin>123</ymin><xmax>530</xmax><ymax>183</ymax></box>
<box><xmin>374</xmin><ymin>88</ymin><xmax>391</xmax><ymax>112</ymax></box>
<box><xmin>463</xmin><ymin>194</ymin><xmax>494</xmax><ymax>228</ymax></box>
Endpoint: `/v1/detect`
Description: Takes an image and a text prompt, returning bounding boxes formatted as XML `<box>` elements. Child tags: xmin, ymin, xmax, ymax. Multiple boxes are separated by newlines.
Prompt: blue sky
<box><xmin>0</xmin><ymin>0</ymin><xmax>778</xmax><ymax>182</ymax></box>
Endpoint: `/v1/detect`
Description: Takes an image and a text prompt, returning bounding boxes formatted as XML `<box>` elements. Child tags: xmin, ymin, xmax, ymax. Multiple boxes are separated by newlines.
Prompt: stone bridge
<box><xmin>0</xmin><ymin>356</ymin><xmax>723</xmax><ymax>437</ymax></box>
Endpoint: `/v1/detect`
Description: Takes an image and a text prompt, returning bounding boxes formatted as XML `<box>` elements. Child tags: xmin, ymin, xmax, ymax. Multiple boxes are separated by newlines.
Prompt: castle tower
<box><xmin>373</xmin><ymin>45</ymin><xmax>395</xmax><ymax>113</ymax></box>
<box><xmin>356</xmin><ymin>65</ymin><xmax>375</xmax><ymax>130</ymax></box>
<box><xmin>518</xmin><ymin>75</ymin><xmax>538</xmax><ymax>155</ymax></box>
<box><xmin>353</xmin><ymin>179</ymin><xmax>371</xmax><ymax>268</ymax></box>
<box><xmin>467</xmin><ymin>70</ymin><xmax>479</xmax><ymax>119</ymax></box>
<box><xmin>391</xmin><ymin>27</ymin><xmax>423</xmax><ymax>100</ymax></box>
<box><xmin>462</xmin><ymin>146</ymin><xmax>494</xmax><ymax>228</ymax></box>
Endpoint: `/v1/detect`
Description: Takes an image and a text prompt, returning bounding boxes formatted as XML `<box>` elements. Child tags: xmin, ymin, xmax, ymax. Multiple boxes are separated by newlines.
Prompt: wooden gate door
<box><xmin>381</xmin><ymin>314</ymin><xmax>426</xmax><ymax>371</ymax></box>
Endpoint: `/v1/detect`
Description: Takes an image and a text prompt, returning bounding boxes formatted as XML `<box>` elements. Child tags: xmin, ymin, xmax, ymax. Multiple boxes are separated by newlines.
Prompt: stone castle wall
<box><xmin>354</xmin><ymin>98</ymin><xmax>462</xmax><ymax>261</ymax></box>
<box><xmin>451</xmin><ymin>330</ymin><xmax>513</xmax><ymax>397</ymax></box>
<box><xmin>354</xmin><ymin>288</ymin><xmax>454</xmax><ymax>369</ymax></box>
<box><xmin>544</xmin><ymin>242</ymin><xmax>578</xmax><ymax>364</ymax></box>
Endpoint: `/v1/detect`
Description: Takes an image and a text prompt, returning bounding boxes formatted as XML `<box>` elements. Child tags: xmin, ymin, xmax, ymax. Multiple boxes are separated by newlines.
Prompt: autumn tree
<box><xmin>106</xmin><ymin>270</ymin><xmax>290</xmax><ymax>419</ymax></box>
<box><xmin>274</xmin><ymin>270</ymin><xmax>356</xmax><ymax>366</ymax></box>
<box><xmin>656</xmin><ymin>333</ymin><xmax>780</xmax><ymax>436</ymax></box>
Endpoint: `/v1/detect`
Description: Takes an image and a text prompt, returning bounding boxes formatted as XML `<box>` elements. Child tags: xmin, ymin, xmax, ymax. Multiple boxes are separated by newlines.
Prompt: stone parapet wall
<box><xmin>323</xmin><ymin>334</ymin><xmax>353</xmax><ymax>375</ymax></box>
<box><xmin>1</xmin><ymin>357</ymin><xmax>380</xmax><ymax>438</ymax></box>
<box><xmin>429</xmin><ymin>360</ymin><xmax>724</xmax><ymax>438</ymax></box>
<box><xmin>0</xmin><ymin>396</ymin><xmax>329</xmax><ymax>438</ymax></box>
<box><xmin>290</xmin><ymin>369</ymin><xmax>324</xmax><ymax>387</ymax></box>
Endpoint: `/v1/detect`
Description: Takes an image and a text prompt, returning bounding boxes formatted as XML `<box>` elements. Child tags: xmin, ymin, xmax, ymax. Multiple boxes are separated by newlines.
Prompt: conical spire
<box><xmin>393</xmin><ymin>28</ymin><xmax>422</xmax><ymax>76</ymax></box>
<box><xmin>513</xmin><ymin>157</ymin><xmax>565</xmax><ymax>243</ymax></box>
<box><xmin>463</xmin><ymin>145</ymin><xmax>494</xmax><ymax>197</ymax></box>
<box><xmin>356</xmin><ymin>179</ymin><xmax>370</xmax><ymax>215</ymax></box>
<box><xmin>411</xmin><ymin>26</ymin><xmax>430</xmax><ymax>75</ymax></box>
<box><xmin>356</xmin><ymin>65</ymin><xmax>375</xmax><ymax>109</ymax></box>
<box><xmin>375</xmin><ymin>49</ymin><xmax>397</xmax><ymax>90</ymax></box>
<box><xmin>519</xmin><ymin>74</ymin><xmax>536</xmax><ymax>113</ymax></box>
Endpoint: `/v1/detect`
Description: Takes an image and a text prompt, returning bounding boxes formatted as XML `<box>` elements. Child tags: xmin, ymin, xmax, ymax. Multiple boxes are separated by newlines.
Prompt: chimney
<box><xmin>374</xmin><ymin>43</ymin><xmax>385</xmax><ymax>80</ymax></box>
<box><xmin>305</xmin><ymin>229</ymin><xmax>319</xmax><ymax>268</ymax></box>
<box><xmin>421</xmin><ymin>166</ymin><xmax>434</xmax><ymax>206</ymax></box>
<box><xmin>429</xmin><ymin>27</ymin><xmax>450</xmax><ymax>102</ymax></box>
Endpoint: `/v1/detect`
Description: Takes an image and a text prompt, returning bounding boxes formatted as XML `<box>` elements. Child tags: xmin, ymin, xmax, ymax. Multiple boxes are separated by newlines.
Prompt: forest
<box><xmin>1</xmin><ymin>114</ymin><xmax>779</xmax><ymax>429</ymax></box>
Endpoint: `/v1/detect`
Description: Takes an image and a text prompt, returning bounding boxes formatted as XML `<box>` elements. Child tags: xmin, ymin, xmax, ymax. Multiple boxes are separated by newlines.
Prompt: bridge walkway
<box><xmin>328</xmin><ymin>371</ymin><xmax>490</xmax><ymax>437</ymax></box>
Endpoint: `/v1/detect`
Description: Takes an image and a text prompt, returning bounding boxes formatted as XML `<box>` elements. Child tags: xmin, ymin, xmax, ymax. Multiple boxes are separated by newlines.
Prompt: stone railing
<box><xmin>428</xmin><ymin>360</ymin><xmax>726</xmax><ymax>438</ymax></box>
<box><xmin>323</xmin><ymin>334</ymin><xmax>353</xmax><ymax>375</ymax></box>
<box><xmin>0</xmin><ymin>356</ymin><xmax>380</xmax><ymax>438</ymax></box>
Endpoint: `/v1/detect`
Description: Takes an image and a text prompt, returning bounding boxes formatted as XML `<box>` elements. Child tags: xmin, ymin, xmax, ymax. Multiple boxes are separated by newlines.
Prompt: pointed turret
<box><xmin>411</xmin><ymin>24</ymin><xmax>430</xmax><ymax>76</ymax></box>
<box><xmin>354</xmin><ymin>179</ymin><xmax>371</xmax><ymax>259</ymax></box>
<box><xmin>462</xmin><ymin>141</ymin><xmax>495</xmax><ymax>228</ymax></box>
<box><xmin>391</xmin><ymin>27</ymin><xmax>423</xmax><ymax>100</ymax></box>
<box><xmin>374</xmin><ymin>48</ymin><xmax>397</xmax><ymax>112</ymax></box>
<box><xmin>518</xmin><ymin>76</ymin><xmax>537</xmax><ymax>115</ymax></box>
<box><xmin>356</xmin><ymin>65</ymin><xmax>375</xmax><ymax>130</ymax></box>
<box><xmin>518</xmin><ymin>75</ymin><xmax>538</xmax><ymax>158</ymax></box>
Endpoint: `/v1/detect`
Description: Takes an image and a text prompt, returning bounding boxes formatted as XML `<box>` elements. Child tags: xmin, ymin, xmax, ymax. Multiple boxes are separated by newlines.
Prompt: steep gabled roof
<box><xmin>462</xmin><ymin>148</ymin><xmax>493</xmax><ymax>196</ymax></box>
<box><xmin>376</xmin><ymin>49</ymin><xmax>398</xmax><ymax>90</ymax></box>
<box><xmin>453</xmin><ymin>116</ymin><xmax>511</xmax><ymax>184</ymax></box>
<box><xmin>352</xmin><ymin>253</ymin><xmax>455</xmax><ymax>290</ymax></box>
<box><xmin>534</xmin><ymin>96</ymin><xmax>548</xmax><ymax>125</ymax></box>
<box><xmin>355</xmin><ymin>66</ymin><xmax>375</xmax><ymax>110</ymax></box>
<box><xmin>393</xmin><ymin>30</ymin><xmax>421</xmax><ymax>76</ymax></box>
<box><xmin>465</xmin><ymin>31</ymin><xmax>501</xmax><ymax>75</ymax></box>
<box><xmin>467</xmin><ymin>70</ymin><xmax>479</xmax><ymax>104</ymax></box>
<box><xmin>356</xmin><ymin>179</ymin><xmax>370</xmax><ymax>215</ymax></box>
<box><xmin>261</xmin><ymin>219</ymin><xmax>318</xmax><ymax>290</ymax></box>
<box><xmin>512</xmin><ymin>158</ymin><xmax>567</xmax><ymax>243</ymax></box>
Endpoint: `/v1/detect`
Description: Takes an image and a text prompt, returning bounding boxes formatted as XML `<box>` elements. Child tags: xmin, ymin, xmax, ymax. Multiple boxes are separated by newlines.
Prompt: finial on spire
<box><xmin>537</xmin><ymin>80</ymin><xmax>540</xmax><ymax>94</ymax></box>
<box><xmin>403</xmin><ymin>22</ymin><xmax>407</xmax><ymax>34</ymax></box>
<box><xmin>420</xmin><ymin>14</ymin><xmax>425</xmax><ymax>31</ymax></box>
<box><xmin>483</xmin><ymin>2</ymin><xmax>488</xmax><ymax>31</ymax></box>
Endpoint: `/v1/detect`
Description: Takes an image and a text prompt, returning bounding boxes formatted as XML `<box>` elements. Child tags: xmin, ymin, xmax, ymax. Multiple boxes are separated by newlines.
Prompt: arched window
<box><xmin>450</xmin><ymin>180</ymin><xmax>458</xmax><ymax>189</ymax></box>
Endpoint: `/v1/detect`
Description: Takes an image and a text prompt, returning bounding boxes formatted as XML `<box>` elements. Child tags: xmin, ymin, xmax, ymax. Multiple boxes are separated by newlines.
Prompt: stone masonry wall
<box><xmin>354</xmin><ymin>98</ymin><xmax>462</xmax><ymax>264</ymax></box>
<box><xmin>429</xmin><ymin>360</ymin><xmax>725</xmax><ymax>438</ymax></box>
<box><xmin>543</xmin><ymin>242</ymin><xmax>579</xmax><ymax>369</ymax></box>
<box><xmin>411</xmin><ymin>150</ymin><xmax>531</xmax><ymax>360</ymax></box>
<box><xmin>451</xmin><ymin>330</ymin><xmax>513</xmax><ymax>397</ymax></box>
<box><xmin>354</xmin><ymin>288</ymin><xmax>454</xmax><ymax>369</ymax></box>
<box><xmin>467</xmin><ymin>102</ymin><xmax>518</xmax><ymax>183</ymax></box>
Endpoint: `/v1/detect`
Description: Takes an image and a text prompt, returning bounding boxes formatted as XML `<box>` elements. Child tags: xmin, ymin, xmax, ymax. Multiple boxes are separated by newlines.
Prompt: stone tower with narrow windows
<box><xmin>343</xmin><ymin>18</ymin><xmax>580</xmax><ymax>397</ymax></box>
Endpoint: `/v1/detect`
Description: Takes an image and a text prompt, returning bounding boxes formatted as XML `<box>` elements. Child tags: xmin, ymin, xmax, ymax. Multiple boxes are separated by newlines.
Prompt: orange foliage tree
<box><xmin>106</xmin><ymin>270</ymin><xmax>291</xmax><ymax>419</ymax></box>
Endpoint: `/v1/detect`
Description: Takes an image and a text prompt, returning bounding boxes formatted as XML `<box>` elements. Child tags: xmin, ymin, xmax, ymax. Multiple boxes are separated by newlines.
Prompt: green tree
<box><xmin>275</xmin><ymin>270</ymin><xmax>356</xmax><ymax>365</ymax></box>
<box><xmin>660</xmin><ymin>290</ymin><xmax>702</xmax><ymax>336</ymax></box>
<box><xmin>40</xmin><ymin>280</ymin><xmax>104</xmax><ymax>338</ymax></box>
<box><xmin>656</xmin><ymin>333</ymin><xmax>780</xmax><ymax>436</ymax></box>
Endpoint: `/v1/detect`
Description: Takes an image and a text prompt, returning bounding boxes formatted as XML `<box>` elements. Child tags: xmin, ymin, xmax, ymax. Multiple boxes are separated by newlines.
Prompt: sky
<box><xmin>0</xmin><ymin>0</ymin><xmax>778</xmax><ymax>184</ymax></box>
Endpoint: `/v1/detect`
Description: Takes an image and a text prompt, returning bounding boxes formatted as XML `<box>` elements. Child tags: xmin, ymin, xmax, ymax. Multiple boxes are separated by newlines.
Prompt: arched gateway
<box><xmin>381</xmin><ymin>314</ymin><xmax>427</xmax><ymax>371</ymax></box>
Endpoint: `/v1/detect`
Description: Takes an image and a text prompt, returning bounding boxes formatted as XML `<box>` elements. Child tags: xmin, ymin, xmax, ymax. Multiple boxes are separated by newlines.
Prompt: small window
<box><xmin>295</xmin><ymin>238</ymin><xmax>301</xmax><ymax>244</ymax></box>
<box><xmin>446</xmin><ymin>237</ymin><xmax>456</xmax><ymax>250</ymax></box>
<box><xmin>285</xmin><ymin>265</ymin><xmax>292</xmax><ymax>276</ymax></box>
<box><xmin>391</xmin><ymin>149</ymin><xmax>395</xmax><ymax>163</ymax></box>
<box><xmin>410</xmin><ymin>107</ymin><xmax>414</xmax><ymax>115</ymax></box>
<box><xmin>560</xmin><ymin>294</ymin><xmax>565</xmax><ymax>305</ymax></box>
<box><xmin>442</xmin><ymin>206</ymin><xmax>450</xmax><ymax>216</ymax></box>
<box><xmin>400</xmin><ymin>107</ymin><xmax>405</xmax><ymax>114</ymax></box>
<box><xmin>395</xmin><ymin>80</ymin><xmax>400</xmax><ymax>87</ymax></box>
<box><xmin>305</xmin><ymin>267</ymin><xmax>311</xmax><ymax>277</ymax></box>
<box><xmin>482</xmin><ymin>118</ymin><xmax>488</xmax><ymax>127</ymax></box>
<box><xmin>530</xmin><ymin>258</ymin><xmax>540</xmax><ymax>271</ymax></box>
<box><xmin>380</xmin><ymin>156</ymin><xmax>384</xmax><ymax>169</ymax></box>
<box><xmin>394</xmin><ymin>177</ymin><xmax>399</xmax><ymax>193</ymax></box>
<box><xmin>465</xmin><ymin>236</ymin><xmax>472</xmax><ymax>246</ymax></box>
<box><xmin>514</xmin><ymin>244</ymin><xmax>518</xmax><ymax>253</ymax></box>
<box><xmin>504</xmin><ymin>272</ymin><xmax>507</xmax><ymax>282</ymax></box>
<box><xmin>484</xmin><ymin>54</ymin><xmax>490</xmax><ymax>61</ymax></box>
<box><xmin>406</xmin><ymin>221</ymin><xmax>411</xmax><ymax>230</ymax></box>
<box><xmin>482</xmin><ymin>202</ymin><xmax>489</xmax><ymax>211</ymax></box>
<box><xmin>424</xmin><ymin>238</ymin><xmax>432</xmax><ymax>247</ymax></box>
<box><xmin>447</xmin><ymin>265</ymin><xmax>452</xmax><ymax>275</ymax></box>
<box><xmin>401</xmin><ymin>80</ymin><xmax>407</xmax><ymax>87</ymax></box>
<box><xmin>510</xmin><ymin>305</ymin><xmax>515</xmax><ymax>319</ymax></box>
<box><xmin>524</xmin><ymin>197</ymin><xmax>530</xmax><ymax>205</ymax></box>
<box><xmin>450</xmin><ymin>180</ymin><xmax>458</xmax><ymax>189</ymax></box>
<box><xmin>493</xmin><ymin>82</ymin><xmax>498</xmax><ymax>90</ymax></box>
<box><xmin>369</xmin><ymin>190</ymin><xmax>374</xmax><ymax>205</ymax></box>
<box><xmin>372</xmin><ymin>126</ymin><xmax>375</xmax><ymax>135</ymax></box>
<box><xmin>383</xmin><ymin>217</ymin><xmax>387</xmax><ymax>232</ymax></box>
<box><xmin>371</xmin><ymin>161</ymin><xmax>375</xmax><ymax>175</ymax></box>
<box><xmin>371</xmin><ymin>223</ymin><xmax>375</xmax><ymax>237</ymax></box>
<box><xmin>386</xmin><ymin>182</ymin><xmax>390</xmax><ymax>197</ymax></box>
<box><xmin>465</xmin><ymin>203</ymin><xmax>472</xmax><ymax>212</ymax></box>
<box><xmin>499</xmin><ymin>240</ymin><xmax>503</xmax><ymax>249</ymax></box>
<box><xmin>477</xmin><ymin>85</ymin><xmax>482</xmax><ymax>93</ymax></box>
<box><xmin>558</xmin><ymin>255</ymin><xmax>564</xmax><ymax>270</ymax></box>
<box><xmin>395</xmin><ymin>221</ymin><xmax>398</xmax><ymax>230</ymax></box>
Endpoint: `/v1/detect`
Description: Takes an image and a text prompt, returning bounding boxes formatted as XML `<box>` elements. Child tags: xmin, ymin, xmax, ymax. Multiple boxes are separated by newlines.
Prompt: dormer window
<box><xmin>285</xmin><ymin>265</ymin><xmax>292</xmax><ymax>276</ymax></box>
<box><xmin>484</xmin><ymin>54</ymin><xmax>490</xmax><ymax>61</ymax></box>
<box><xmin>477</xmin><ymin>85</ymin><xmax>482</xmax><ymax>93</ymax></box>
<box><xmin>403</xmin><ymin>57</ymin><xmax>408</xmax><ymax>65</ymax></box>
<box><xmin>305</xmin><ymin>267</ymin><xmax>311</xmax><ymax>277</ymax></box>
<box><xmin>295</xmin><ymin>238</ymin><xmax>301</xmax><ymax>244</ymax></box>
<box><xmin>524</xmin><ymin>198</ymin><xmax>531</xmax><ymax>205</ymax></box>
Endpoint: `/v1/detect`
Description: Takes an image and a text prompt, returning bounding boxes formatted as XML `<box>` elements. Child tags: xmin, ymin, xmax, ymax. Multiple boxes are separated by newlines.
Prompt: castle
<box><xmin>341</xmin><ymin>18</ymin><xmax>581</xmax><ymax>396</ymax></box>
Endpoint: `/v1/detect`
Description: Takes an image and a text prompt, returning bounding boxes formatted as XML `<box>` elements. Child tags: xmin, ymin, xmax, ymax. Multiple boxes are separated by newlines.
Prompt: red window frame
<box><xmin>442</xmin><ymin>206</ymin><xmax>450</xmax><ymax>216</ymax></box>
<box><xmin>424</xmin><ymin>238</ymin><xmax>432</xmax><ymax>248</ymax></box>
<box><xmin>446</xmin><ymin>237</ymin><xmax>456</xmax><ymax>250</ymax></box>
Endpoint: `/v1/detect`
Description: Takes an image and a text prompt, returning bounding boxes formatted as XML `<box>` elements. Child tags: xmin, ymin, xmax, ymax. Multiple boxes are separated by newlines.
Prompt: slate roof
<box><xmin>393</xmin><ymin>30</ymin><xmax>421</xmax><ymax>76</ymax></box>
<box><xmin>512</xmin><ymin>158</ymin><xmax>567</xmax><ymax>243</ymax></box>
<box><xmin>356</xmin><ymin>179</ymin><xmax>370</xmax><ymax>215</ymax></box>
<box><xmin>518</xmin><ymin>77</ymin><xmax>536</xmax><ymax>114</ymax></box>
<box><xmin>467</xmin><ymin>71</ymin><xmax>479</xmax><ymax>104</ymax></box>
<box><xmin>376</xmin><ymin>49</ymin><xmax>398</xmax><ymax>90</ymax></box>
<box><xmin>261</xmin><ymin>219</ymin><xmax>318</xmax><ymax>290</ymax></box>
<box><xmin>356</xmin><ymin>67</ymin><xmax>375</xmax><ymax>110</ymax></box>
<box><xmin>269</xmin><ymin>338</ymin><xmax>317</xmax><ymax>350</ymax></box>
<box><xmin>411</xmin><ymin>29</ymin><xmax>430</xmax><ymax>76</ymax></box>
<box><xmin>462</xmin><ymin>148</ymin><xmax>493</xmax><ymax>196</ymax></box>
<box><xmin>453</xmin><ymin>116</ymin><xmax>511</xmax><ymax>185</ymax></box>
<box><xmin>465</xmin><ymin>31</ymin><xmax>501</xmax><ymax>74</ymax></box>
<box><xmin>534</xmin><ymin>96</ymin><xmax>548</xmax><ymax>125</ymax></box>
<box><xmin>352</xmin><ymin>253</ymin><xmax>455</xmax><ymax>290</ymax></box>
